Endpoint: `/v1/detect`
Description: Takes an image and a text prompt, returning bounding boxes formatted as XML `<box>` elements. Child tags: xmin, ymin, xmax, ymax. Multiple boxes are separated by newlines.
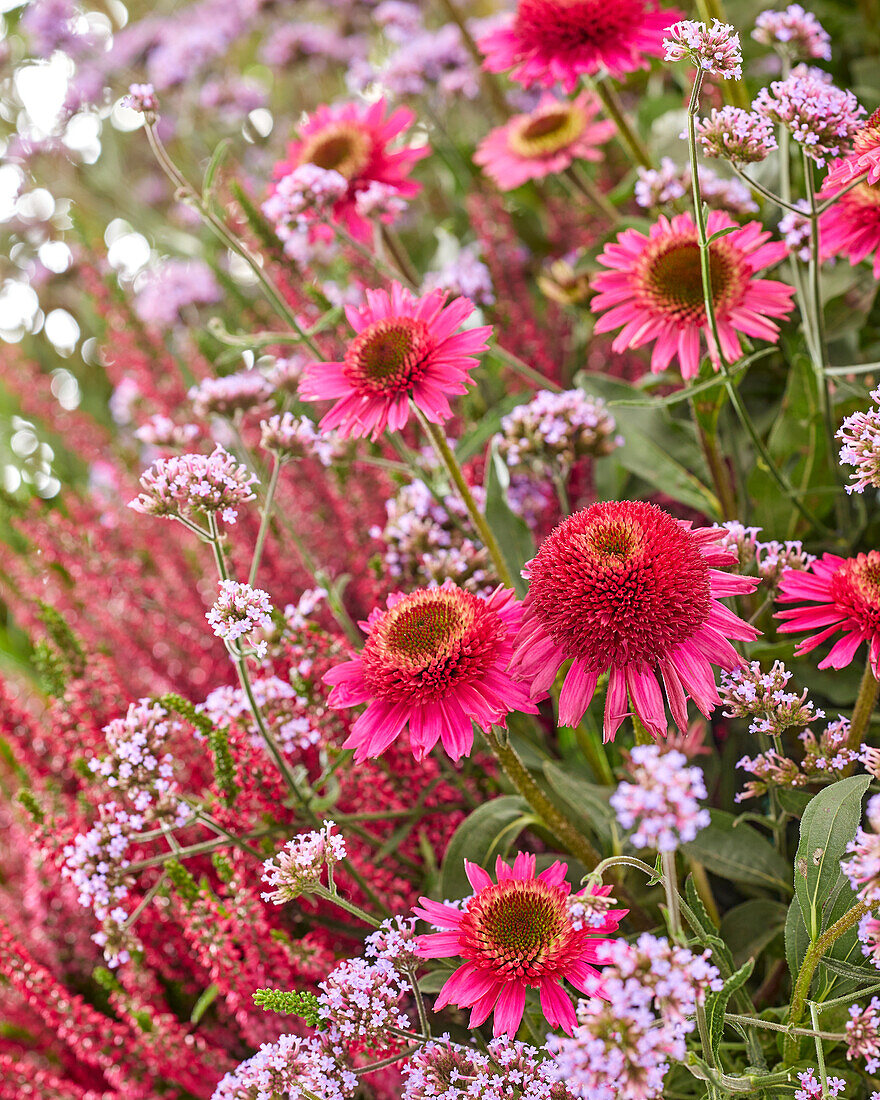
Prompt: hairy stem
<box><xmin>593</xmin><ymin>77</ymin><xmax>653</xmax><ymax>169</ymax></box>
<box><xmin>784</xmin><ymin>900</ymin><xmax>870</xmax><ymax>1063</ymax></box>
<box><xmin>847</xmin><ymin>658</ymin><xmax>879</xmax><ymax>754</ymax></box>
<box><xmin>415</xmin><ymin>409</ymin><xmax>517</xmax><ymax>590</ymax></box>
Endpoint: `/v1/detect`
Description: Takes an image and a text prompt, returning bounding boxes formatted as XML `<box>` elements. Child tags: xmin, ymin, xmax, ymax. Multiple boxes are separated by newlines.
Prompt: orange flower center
<box><xmin>343</xmin><ymin>317</ymin><xmax>432</xmax><ymax>395</ymax></box>
<box><xmin>298</xmin><ymin>123</ymin><xmax>371</xmax><ymax>180</ymax></box>
<box><xmin>638</xmin><ymin>234</ymin><xmax>745</xmax><ymax>325</ymax></box>
<box><xmin>508</xmin><ymin>103</ymin><xmax>586</xmax><ymax>158</ymax></box>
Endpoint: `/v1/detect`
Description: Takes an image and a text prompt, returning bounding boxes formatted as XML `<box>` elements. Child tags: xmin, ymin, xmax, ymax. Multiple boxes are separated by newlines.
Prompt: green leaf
<box><xmin>681</xmin><ymin>810</ymin><xmax>791</xmax><ymax>892</ymax></box>
<box><xmin>819</xmin><ymin>955</ymin><xmax>880</xmax><ymax>983</ymax></box>
<box><xmin>776</xmin><ymin>788</ymin><xmax>814</xmax><ymax>818</ymax></box>
<box><xmin>576</xmin><ymin>373</ymin><xmax>720</xmax><ymax>517</ymax></box>
<box><xmin>482</xmin><ymin>442</ymin><xmax>535</xmax><ymax>596</ymax></box>
<box><xmin>785</xmin><ymin>893</ymin><xmax>811</xmax><ymax>982</ymax></box>
<box><xmin>707</xmin><ymin>225</ymin><xmax>740</xmax><ymax>244</ymax></box>
<box><xmin>438</xmin><ymin>796</ymin><xmax>535</xmax><ymax>901</ymax></box>
<box><xmin>706</xmin><ymin>958</ymin><xmax>755</xmax><ymax>1060</ymax></box>
<box><xmin>202</xmin><ymin>139</ymin><xmax>231</xmax><ymax>201</ymax></box>
<box><xmin>683</xmin><ymin>874</ymin><xmax>716</xmax><ymax>937</ymax></box>
<box><xmin>794</xmin><ymin>775</ymin><xmax>870</xmax><ymax>941</ymax></box>
<box><xmin>720</xmin><ymin>899</ymin><xmax>788</xmax><ymax>968</ymax></box>
<box><xmin>190</xmin><ymin>983</ymin><xmax>219</xmax><ymax>1024</ymax></box>
<box><xmin>541</xmin><ymin>763</ymin><xmax>616</xmax><ymax>843</ymax></box>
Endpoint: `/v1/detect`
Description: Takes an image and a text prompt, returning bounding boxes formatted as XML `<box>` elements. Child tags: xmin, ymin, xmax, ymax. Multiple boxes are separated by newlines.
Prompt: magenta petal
<box><xmin>539</xmin><ymin>981</ymin><xmax>576</xmax><ymax>1035</ymax></box>
<box><xmin>492</xmin><ymin>982</ymin><xmax>526</xmax><ymax>1037</ymax></box>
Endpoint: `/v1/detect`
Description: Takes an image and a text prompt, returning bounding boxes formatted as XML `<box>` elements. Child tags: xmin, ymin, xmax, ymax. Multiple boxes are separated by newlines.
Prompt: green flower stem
<box><xmin>631</xmin><ymin>711</ymin><xmax>654</xmax><ymax>746</ymax></box>
<box><xmin>564</xmin><ymin>166</ymin><xmax>620</xmax><ymax>223</ymax></box>
<box><xmin>335</xmin><ymin>222</ymin><xmax>414</xmax><ymax>288</ymax></box>
<box><xmin>125</xmin><ymin>830</ymin><xmax>275</xmax><ymax>873</ymax></box>
<box><xmin>804</xmin><ymin>152</ymin><xmax>847</xmax><ymax>526</ymax></box>
<box><xmin>847</xmin><ymin>658</ymin><xmax>879</xmax><ymax>754</ymax></box>
<box><xmin>491</xmin><ymin>344</ymin><xmax>563</xmax><ymax>393</ymax></box>
<box><xmin>809</xmin><ymin>1002</ymin><xmax>830</xmax><ymax>1099</ymax></box>
<box><xmin>661</xmin><ymin>850</ymin><xmax>684</xmax><ymax>944</ymax></box>
<box><xmin>206</xmin><ymin>516</ymin><xmax>315</xmax><ymax>808</ymax></box>
<box><xmin>248</xmin><ymin>456</ymin><xmax>281</xmax><ymax>586</ymax></box>
<box><xmin>313</xmin><ymin>884</ymin><xmax>382</xmax><ymax>929</ymax></box>
<box><xmin>380</xmin><ymin>225</ymin><xmax>421</xmax><ymax>289</ymax></box>
<box><xmin>593</xmin><ymin>77</ymin><xmax>653</xmax><ymax>169</ymax></box>
<box><xmin>815</xmin><ymin>978</ymin><xmax>880</xmax><ymax>1014</ymax></box>
<box><xmin>727</xmin><ymin>163</ymin><xmax>803</xmax><ymax>215</ymax></box>
<box><xmin>784</xmin><ymin>900</ymin><xmax>870</xmax><ymax>1064</ymax></box>
<box><xmin>143</xmin><ymin>123</ymin><xmax>322</xmax><ymax>357</ymax></box>
<box><xmin>121</xmin><ymin>872</ymin><xmax>168</xmax><ymax>932</ymax></box>
<box><xmin>574</xmin><ymin>718</ymin><xmax>615</xmax><ymax>786</ymax></box>
<box><xmin>353</xmin><ymin>1049</ymin><xmax>419</xmax><ymax>1076</ymax></box>
<box><xmin>482</xmin><ymin>724</ymin><xmax>601</xmax><ymax>871</ymax></box>
<box><xmin>817</xmin><ymin>170</ymin><xmax>870</xmax><ymax>214</ymax></box>
<box><xmin>694</xmin><ymin>414</ymin><xmax>738</xmax><ymax>520</ymax></box>
<box><xmin>434</xmin><ymin>0</ymin><xmax>511</xmax><ymax>119</ymax></box>
<box><xmin>588</xmin><ymin>854</ymin><xmax>658</xmax><ymax>881</ymax></box>
<box><xmin>724</xmin><ymin>1013</ymin><xmax>843</xmax><ymax>1041</ymax></box>
<box><xmin>415</xmin><ymin>409</ymin><xmax>517</xmax><ymax>590</ymax></box>
<box><xmin>684</xmin><ymin>73</ymin><xmax>826</xmax><ymax>533</ymax></box>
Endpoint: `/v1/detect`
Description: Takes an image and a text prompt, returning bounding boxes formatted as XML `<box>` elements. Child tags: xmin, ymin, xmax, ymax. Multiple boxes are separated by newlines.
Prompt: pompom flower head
<box><xmin>414</xmin><ymin>853</ymin><xmax>626</xmax><ymax>1037</ymax></box>
<box><xmin>776</xmin><ymin>552</ymin><xmax>880</xmax><ymax>677</ymax></box>
<box><xmin>752</xmin><ymin>4</ymin><xmax>831</xmax><ymax>62</ymax></box>
<box><xmin>837</xmin><ymin>386</ymin><xmax>880</xmax><ymax>494</ymax></box>
<box><xmin>697</xmin><ymin>106</ymin><xmax>778</xmax><ymax>164</ymax></box>
<box><xmin>591</xmin><ymin>211</ymin><xmax>795</xmax><ymax>379</ymax></box>
<box><xmin>663</xmin><ymin>19</ymin><xmax>743</xmax><ymax>80</ymax></box>
<box><xmin>753</xmin><ymin>71</ymin><xmax>865</xmax><ymax>167</ymax></box>
<box><xmin>477</xmin><ymin>0</ymin><xmax>682</xmax><ymax>92</ymax></box>
<box><xmin>610</xmin><ymin>744</ymin><xmax>710</xmax><ymax>850</ymax></box>
<box><xmin>510</xmin><ymin>501</ymin><xmax>759</xmax><ymax>742</ymax></box>
<box><xmin>299</xmin><ymin>283</ymin><xmax>491</xmax><ymax>440</ymax></box>
<box><xmin>474</xmin><ymin>93</ymin><xmax>614</xmax><ymax>190</ymax></box>
<box><xmin>271</xmin><ymin>97</ymin><xmax>429</xmax><ymax>243</ymax></box>
<box><xmin>324</xmin><ymin>583</ymin><xmax>536</xmax><ymax>762</ymax></box>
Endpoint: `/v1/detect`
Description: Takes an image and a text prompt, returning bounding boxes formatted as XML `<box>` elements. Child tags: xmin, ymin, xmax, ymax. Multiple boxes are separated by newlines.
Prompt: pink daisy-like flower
<box><xmin>776</xmin><ymin>552</ymin><xmax>880</xmax><ymax>677</ymax></box>
<box><xmin>324</xmin><ymin>583</ymin><xmax>536</xmax><ymax>762</ymax></box>
<box><xmin>474</xmin><ymin>93</ymin><xmax>614</xmax><ymax>190</ymax></box>
<box><xmin>819</xmin><ymin>170</ymin><xmax>880</xmax><ymax>280</ymax></box>
<box><xmin>591</xmin><ymin>211</ymin><xmax>795</xmax><ymax>379</ymax></box>
<box><xmin>271</xmin><ymin>98</ymin><xmax>429</xmax><ymax>243</ymax></box>
<box><xmin>510</xmin><ymin>501</ymin><xmax>759</xmax><ymax>742</ymax></box>
<box><xmin>477</xmin><ymin>0</ymin><xmax>683</xmax><ymax>92</ymax></box>
<box><xmin>414</xmin><ymin>853</ymin><xmax>626</xmax><ymax>1037</ymax></box>
<box><xmin>299</xmin><ymin>282</ymin><xmax>491</xmax><ymax>440</ymax></box>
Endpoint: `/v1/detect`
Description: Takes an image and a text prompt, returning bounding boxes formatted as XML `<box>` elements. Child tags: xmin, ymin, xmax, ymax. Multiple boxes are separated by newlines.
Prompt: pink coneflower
<box><xmin>298</xmin><ymin>283</ymin><xmax>491</xmax><ymax>440</ymax></box>
<box><xmin>414</xmin><ymin>853</ymin><xmax>625</xmax><ymax>1037</ymax></box>
<box><xmin>819</xmin><ymin>171</ymin><xmax>880</xmax><ymax>280</ymax></box>
<box><xmin>474</xmin><ymin>93</ymin><xmax>614</xmax><ymax>190</ymax></box>
<box><xmin>776</xmin><ymin>553</ymin><xmax>880</xmax><ymax>677</ymax></box>
<box><xmin>591</xmin><ymin>212</ymin><xmax>795</xmax><ymax>379</ymax></box>
<box><xmin>324</xmin><ymin>583</ymin><xmax>536</xmax><ymax>762</ymax></box>
<box><xmin>271</xmin><ymin>98</ymin><xmax>429</xmax><ymax>243</ymax></box>
<box><xmin>510</xmin><ymin>501</ymin><xmax>759</xmax><ymax>742</ymax></box>
<box><xmin>477</xmin><ymin>0</ymin><xmax>682</xmax><ymax>92</ymax></box>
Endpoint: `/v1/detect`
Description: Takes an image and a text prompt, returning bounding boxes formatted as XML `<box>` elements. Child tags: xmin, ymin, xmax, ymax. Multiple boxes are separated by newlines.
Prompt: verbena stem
<box><xmin>684</xmin><ymin>73</ymin><xmax>826</xmax><ymax>532</ymax></box>
<box><xmin>784</xmin><ymin>900</ymin><xmax>870</xmax><ymax>1063</ymax></box>
<box><xmin>415</xmin><ymin>409</ymin><xmax>517</xmax><ymax>590</ymax></box>
<box><xmin>847</xmin><ymin>658</ymin><xmax>879</xmax><ymax>753</ymax></box>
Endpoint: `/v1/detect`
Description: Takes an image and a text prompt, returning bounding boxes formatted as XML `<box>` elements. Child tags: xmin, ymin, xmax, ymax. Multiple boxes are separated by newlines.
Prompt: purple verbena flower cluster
<box><xmin>720</xmin><ymin>660</ymin><xmax>824</xmax><ymax>737</ymax></box>
<box><xmin>128</xmin><ymin>446</ymin><xmax>257</xmax><ymax>524</ymax></box>
<box><xmin>610</xmin><ymin>745</ymin><xmax>710</xmax><ymax>850</ymax></box>
<box><xmin>261</xmin><ymin>823</ymin><xmax>347</xmax><ymax>903</ymax></box>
